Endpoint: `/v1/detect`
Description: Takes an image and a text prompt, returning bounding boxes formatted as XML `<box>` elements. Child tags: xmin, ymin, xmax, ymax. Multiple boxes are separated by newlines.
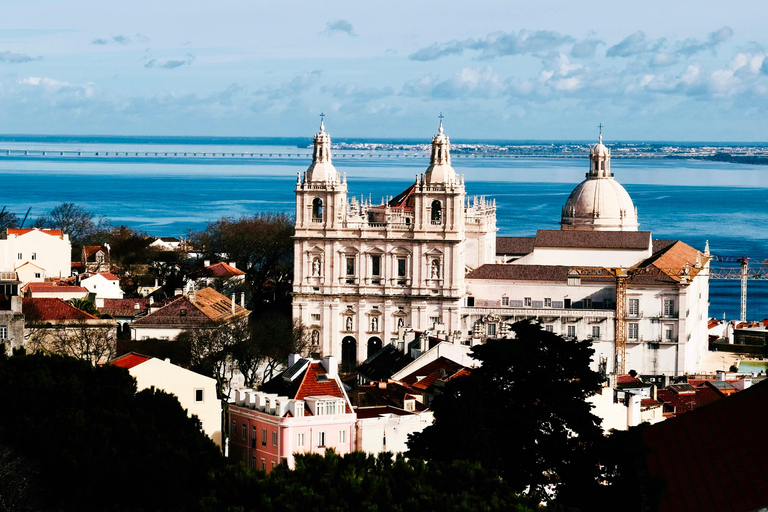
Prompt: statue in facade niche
<box><xmin>346</xmin><ymin>316</ymin><xmax>353</xmax><ymax>331</ymax></box>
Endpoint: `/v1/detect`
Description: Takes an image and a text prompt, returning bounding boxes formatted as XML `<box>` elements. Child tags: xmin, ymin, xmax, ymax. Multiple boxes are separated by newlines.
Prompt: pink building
<box><xmin>228</xmin><ymin>355</ymin><xmax>355</xmax><ymax>472</ymax></box>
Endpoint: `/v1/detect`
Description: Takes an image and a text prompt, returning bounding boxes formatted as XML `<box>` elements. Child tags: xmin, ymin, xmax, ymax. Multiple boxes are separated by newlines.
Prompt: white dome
<box><xmin>560</xmin><ymin>134</ymin><xmax>639</xmax><ymax>231</ymax></box>
<box><xmin>560</xmin><ymin>178</ymin><xmax>638</xmax><ymax>231</ymax></box>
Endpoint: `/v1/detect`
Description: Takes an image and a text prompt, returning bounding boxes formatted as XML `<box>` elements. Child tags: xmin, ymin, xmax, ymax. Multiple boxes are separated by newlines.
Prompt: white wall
<box><xmin>355</xmin><ymin>410</ymin><xmax>434</xmax><ymax>454</ymax></box>
<box><xmin>129</xmin><ymin>358</ymin><xmax>222</xmax><ymax>446</ymax></box>
<box><xmin>1</xmin><ymin>229</ymin><xmax>71</xmax><ymax>282</ymax></box>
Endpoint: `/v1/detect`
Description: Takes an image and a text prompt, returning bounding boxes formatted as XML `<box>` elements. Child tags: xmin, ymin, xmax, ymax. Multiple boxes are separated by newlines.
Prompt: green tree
<box><xmin>68</xmin><ymin>297</ymin><xmax>99</xmax><ymax>316</ymax></box>
<box><xmin>190</xmin><ymin>213</ymin><xmax>294</xmax><ymax>309</ymax></box>
<box><xmin>0</xmin><ymin>349</ymin><xmax>222</xmax><ymax>511</ymax></box>
<box><xmin>0</xmin><ymin>209</ymin><xmax>19</xmax><ymax>232</ymax></box>
<box><xmin>407</xmin><ymin>321</ymin><xmax>605</xmax><ymax>506</ymax></box>
<box><xmin>202</xmin><ymin>450</ymin><xmax>545</xmax><ymax>512</ymax></box>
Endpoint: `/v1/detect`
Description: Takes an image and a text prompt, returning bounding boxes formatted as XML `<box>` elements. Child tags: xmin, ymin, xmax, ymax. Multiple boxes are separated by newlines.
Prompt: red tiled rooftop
<box><xmin>194</xmin><ymin>262</ymin><xmax>245</xmax><ymax>278</ymax></box>
<box><xmin>617</xmin><ymin>374</ymin><xmax>643</xmax><ymax>385</ymax></box>
<box><xmin>99</xmin><ymin>272</ymin><xmax>120</xmax><ymax>281</ymax></box>
<box><xmin>22</xmin><ymin>298</ymin><xmax>99</xmax><ymax>321</ymax></box>
<box><xmin>7</xmin><ymin>228</ymin><xmax>63</xmax><ymax>237</ymax></box>
<box><xmin>23</xmin><ymin>282</ymin><xmax>88</xmax><ymax>294</ymax></box>
<box><xmin>295</xmin><ymin>363</ymin><xmax>351</xmax><ymax>413</ymax></box>
<box><xmin>111</xmin><ymin>352</ymin><xmax>152</xmax><ymax>369</ymax></box>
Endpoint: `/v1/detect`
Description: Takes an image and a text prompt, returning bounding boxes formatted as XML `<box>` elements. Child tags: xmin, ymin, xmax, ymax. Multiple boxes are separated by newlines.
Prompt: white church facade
<box><xmin>292</xmin><ymin>125</ymin><xmax>710</xmax><ymax>377</ymax></box>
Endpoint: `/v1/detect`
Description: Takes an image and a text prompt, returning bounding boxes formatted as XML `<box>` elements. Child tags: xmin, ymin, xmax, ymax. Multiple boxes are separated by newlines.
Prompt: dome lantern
<box><xmin>560</xmin><ymin>131</ymin><xmax>638</xmax><ymax>231</ymax></box>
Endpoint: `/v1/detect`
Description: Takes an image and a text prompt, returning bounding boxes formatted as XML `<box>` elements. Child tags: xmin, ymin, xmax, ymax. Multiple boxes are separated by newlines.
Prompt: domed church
<box><xmin>293</xmin><ymin>125</ymin><xmax>710</xmax><ymax>378</ymax></box>
<box><xmin>465</xmin><ymin>133</ymin><xmax>710</xmax><ymax>377</ymax></box>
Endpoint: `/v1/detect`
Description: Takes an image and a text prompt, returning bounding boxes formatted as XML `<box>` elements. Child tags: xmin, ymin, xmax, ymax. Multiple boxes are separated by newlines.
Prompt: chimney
<box><xmin>240</xmin><ymin>292</ymin><xmax>245</xmax><ymax>308</ymax></box>
<box><xmin>154</xmin><ymin>278</ymin><xmax>159</xmax><ymax>288</ymax></box>
<box><xmin>229</xmin><ymin>261</ymin><xmax>236</xmax><ymax>269</ymax></box>
<box><xmin>323</xmin><ymin>355</ymin><xmax>338</xmax><ymax>380</ymax></box>
<box><xmin>287</xmin><ymin>353</ymin><xmax>301</xmax><ymax>367</ymax></box>
<box><xmin>231</xmin><ymin>293</ymin><xmax>236</xmax><ymax>314</ymax></box>
<box><xmin>627</xmin><ymin>393</ymin><xmax>641</xmax><ymax>427</ymax></box>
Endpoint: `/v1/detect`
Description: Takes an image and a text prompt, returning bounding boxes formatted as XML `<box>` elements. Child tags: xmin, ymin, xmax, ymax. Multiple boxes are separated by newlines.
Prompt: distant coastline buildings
<box><xmin>292</xmin><ymin>121</ymin><xmax>711</xmax><ymax>377</ymax></box>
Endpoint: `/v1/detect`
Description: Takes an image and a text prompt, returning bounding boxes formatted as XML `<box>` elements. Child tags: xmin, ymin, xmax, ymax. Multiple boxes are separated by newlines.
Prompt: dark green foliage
<box><xmin>407</xmin><ymin>321</ymin><xmax>604</xmax><ymax>506</ymax></box>
<box><xmin>202</xmin><ymin>450</ymin><xmax>546</xmax><ymax>512</ymax></box>
<box><xmin>0</xmin><ymin>350</ymin><xmax>222</xmax><ymax>512</ymax></box>
<box><xmin>0</xmin><ymin>210</ymin><xmax>19</xmax><ymax>232</ymax></box>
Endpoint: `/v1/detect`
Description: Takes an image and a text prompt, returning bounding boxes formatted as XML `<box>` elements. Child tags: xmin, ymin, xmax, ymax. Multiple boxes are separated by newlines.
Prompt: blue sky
<box><xmin>1</xmin><ymin>0</ymin><xmax>767</xmax><ymax>140</ymax></box>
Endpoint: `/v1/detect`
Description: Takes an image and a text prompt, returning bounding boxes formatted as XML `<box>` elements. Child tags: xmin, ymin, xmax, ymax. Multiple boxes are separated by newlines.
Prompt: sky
<box><xmin>1</xmin><ymin>0</ymin><xmax>768</xmax><ymax>141</ymax></box>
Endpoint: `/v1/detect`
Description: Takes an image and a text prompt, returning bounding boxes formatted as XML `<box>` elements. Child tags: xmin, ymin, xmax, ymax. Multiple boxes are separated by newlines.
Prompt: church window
<box><xmin>397</xmin><ymin>258</ymin><xmax>406</xmax><ymax>277</ymax></box>
<box><xmin>431</xmin><ymin>201</ymin><xmax>443</xmax><ymax>224</ymax></box>
<box><xmin>371</xmin><ymin>255</ymin><xmax>381</xmax><ymax>277</ymax></box>
<box><xmin>430</xmin><ymin>316</ymin><xmax>440</xmax><ymax>325</ymax></box>
<box><xmin>312</xmin><ymin>198</ymin><xmax>323</xmax><ymax>221</ymax></box>
<box><xmin>487</xmin><ymin>323</ymin><xmax>497</xmax><ymax>337</ymax></box>
<box><xmin>346</xmin><ymin>257</ymin><xmax>355</xmax><ymax>276</ymax></box>
<box><xmin>311</xmin><ymin>314</ymin><xmax>320</xmax><ymax>322</ymax></box>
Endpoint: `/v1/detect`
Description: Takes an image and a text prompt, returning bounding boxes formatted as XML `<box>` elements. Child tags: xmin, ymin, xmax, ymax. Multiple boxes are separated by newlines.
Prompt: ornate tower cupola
<box><xmin>560</xmin><ymin>130</ymin><xmax>639</xmax><ymax>231</ymax></box>
<box><xmin>589</xmin><ymin>133</ymin><xmax>611</xmax><ymax>178</ymax></box>
<box><xmin>424</xmin><ymin>119</ymin><xmax>457</xmax><ymax>185</ymax></box>
<box><xmin>304</xmin><ymin>117</ymin><xmax>339</xmax><ymax>184</ymax></box>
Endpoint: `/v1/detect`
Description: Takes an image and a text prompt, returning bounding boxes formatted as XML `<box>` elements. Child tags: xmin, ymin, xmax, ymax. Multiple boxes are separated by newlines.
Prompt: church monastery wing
<box><xmin>292</xmin><ymin>123</ymin><xmax>710</xmax><ymax>378</ymax></box>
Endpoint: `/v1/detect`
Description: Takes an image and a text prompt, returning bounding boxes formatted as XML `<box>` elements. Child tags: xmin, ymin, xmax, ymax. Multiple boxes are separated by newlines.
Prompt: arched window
<box><xmin>431</xmin><ymin>200</ymin><xmax>442</xmax><ymax>223</ymax></box>
<box><xmin>312</xmin><ymin>198</ymin><xmax>323</xmax><ymax>221</ymax></box>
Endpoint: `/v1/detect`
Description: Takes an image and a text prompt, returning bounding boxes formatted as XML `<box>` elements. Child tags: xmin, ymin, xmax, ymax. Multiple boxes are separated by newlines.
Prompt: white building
<box><xmin>80</xmin><ymin>272</ymin><xmax>124</xmax><ymax>300</ymax></box>
<box><xmin>463</xmin><ymin>135</ymin><xmax>710</xmax><ymax>376</ymax></box>
<box><xmin>0</xmin><ymin>228</ymin><xmax>72</xmax><ymax>285</ymax></box>
<box><xmin>292</xmin><ymin>126</ymin><xmax>710</xmax><ymax>377</ymax></box>
<box><xmin>292</xmin><ymin>120</ymin><xmax>496</xmax><ymax>369</ymax></box>
<box><xmin>111</xmin><ymin>353</ymin><xmax>223</xmax><ymax>447</ymax></box>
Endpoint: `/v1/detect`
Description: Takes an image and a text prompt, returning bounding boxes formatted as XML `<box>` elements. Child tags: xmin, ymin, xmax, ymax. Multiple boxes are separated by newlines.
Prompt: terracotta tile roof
<box><xmin>466</xmin><ymin>264</ymin><xmax>614</xmax><ymax>282</ymax></box>
<box><xmin>99</xmin><ymin>298</ymin><xmax>150</xmax><ymax>318</ymax></box>
<box><xmin>132</xmin><ymin>287</ymin><xmax>249</xmax><ymax>326</ymax></box>
<box><xmin>102</xmin><ymin>298</ymin><xmax>150</xmax><ymax>310</ymax></box>
<box><xmin>261</xmin><ymin>361</ymin><xmax>352</xmax><ymax>414</ymax></box>
<box><xmin>357</xmin><ymin>382</ymin><xmax>426</xmax><ymax>411</ymax></box>
<box><xmin>399</xmin><ymin>357</ymin><xmax>465</xmax><ymax>388</ymax></box>
<box><xmin>110</xmin><ymin>352</ymin><xmax>152</xmax><ymax>369</ymax></box>
<box><xmin>496</xmin><ymin>236</ymin><xmax>535</xmax><ymax>256</ymax></box>
<box><xmin>193</xmin><ymin>262</ymin><xmax>245</xmax><ymax>278</ymax></box>
<box><xmin>637</xmin><ymin>240</ymin><xmax>707</xmax><ymax>283</ymax></box>
<box><xmin>534</xmin><ymin>229</ymin><xmax>651</xmax><ymax>249</ymax></box>
<box><xmin>99</xmin><ymin>272</ymin><xmax>120</xmax><ymax>281</ymax></box>
<box><xmin>617</xmin><ymin>374</ymin><xmax>644</xmax><ymax>385</ymax></box>
<box><xmin>388</xmin><ymin>183</ymin><xmax>416</xmax><ymax>210</ymax></box>
<box><xmin>22</xmin><ymin>282</ymin><xmax>88</xmax><ymax>295</ymax></box>
<box><xmin>22</xmin><ymin>298</ymin><xmax>99</xmax><ymax>321</ymax></box>
<box><xmin>83</xmin><ymin>245</ymin><xmax>107</xmax><ymax>260</ymax></box>
<box><xmin>7</xmin><ymin>228</ymin><xmax>63</xmax><ymax>237</ymax></box>
<box><xmin>642</xmin><ymin>380</ymin><xmax>768</xmax><ymax>512</ymax></box>
<box><xmin>656</xmin><ymin>385</ymin><xmax>723</xmax><ymax>415</ymax></box>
